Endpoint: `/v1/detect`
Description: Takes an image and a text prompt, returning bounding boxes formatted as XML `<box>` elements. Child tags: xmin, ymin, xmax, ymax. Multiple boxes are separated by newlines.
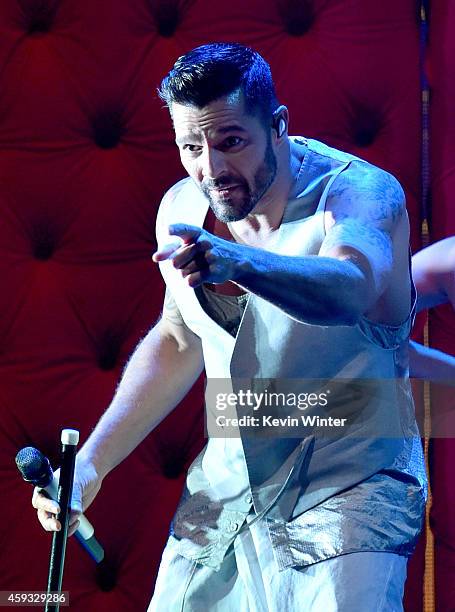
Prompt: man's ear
<box><xmin>272</xmin><ymin>105</ymin><xmax>289</xmax><ymax>138</ymax></box>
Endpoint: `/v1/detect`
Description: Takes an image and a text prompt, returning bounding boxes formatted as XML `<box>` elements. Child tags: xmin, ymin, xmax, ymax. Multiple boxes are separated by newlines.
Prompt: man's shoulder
<box><xmin>160</xmin><ymin>177</ymin><xmax>195</xmax><ymax>209</ymax></box>
<box><xmin>156</xmin><ymin>177</ymin><xmax>197</xmax><ymax>229</ymax></box>
<box><xmin>329</xmin><ymin>158</ymin><xmax>405</xmax><ymax>208</ymax></box>
<box><xmin>306</xmin><ymin>138</ymin><xmax>402</xmax><ymax>191</ymax></box>
<box><xmin>324</xmin><ymin>159</ymin><xmax>406</xmax><ymax>235</ymax></box>
<box><xmin>156</xmin><ymin>178</ymin><xmax>189</xmax><ymax>238</ymax></box>
<box><xmin>156</xmin><ymin>177</ymin><xmax>207</xmax><ymax>240</ymax></box>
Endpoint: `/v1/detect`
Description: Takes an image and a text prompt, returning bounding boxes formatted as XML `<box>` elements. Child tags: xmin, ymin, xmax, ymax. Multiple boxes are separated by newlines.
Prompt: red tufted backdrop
<box><xmin>0</xmin><ymin>1</ymin><xmax>443</xmax><ymax>610</ymax></box>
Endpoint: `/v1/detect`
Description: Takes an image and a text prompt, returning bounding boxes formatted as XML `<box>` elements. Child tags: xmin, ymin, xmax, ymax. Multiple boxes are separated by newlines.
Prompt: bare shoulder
<box><xmin>158</xmin><ymin>178</ymin><xmax>193</xmax><ymax>212</ymax></box>
<box><xmin>326</xmin><ymin>161</ymin><xmax>406</xmax><ymax>230</ymax></box>
<box><xmin>321</xmin><ymin>161</ymin><xmax>411</xmax><ymax>322</ymax></box>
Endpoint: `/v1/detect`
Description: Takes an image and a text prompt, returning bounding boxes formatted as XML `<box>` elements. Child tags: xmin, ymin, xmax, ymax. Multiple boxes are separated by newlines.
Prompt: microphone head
<box><xmin>15</xmin><ymin>447</ymin><xmax>53</xmax><ymax>487</ymax></box>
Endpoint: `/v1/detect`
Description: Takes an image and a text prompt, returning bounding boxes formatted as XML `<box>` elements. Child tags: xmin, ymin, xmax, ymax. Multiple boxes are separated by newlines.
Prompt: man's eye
<box><xmin>224</xmin><ymin>136</ymin><xmax>242</xmax><ymax>148</ymax></box>
<box><xmin>182</xmin><ymin>144</ymin><xmax>201</xmax><ymax>153</ymax></box>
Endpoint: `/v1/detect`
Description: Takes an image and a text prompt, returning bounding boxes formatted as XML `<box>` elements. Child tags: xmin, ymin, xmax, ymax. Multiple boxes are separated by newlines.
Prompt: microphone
<box><xmin>16</xmin><ymin>443</ymin><xmax>104</xmax><ymax>563</ymax></box>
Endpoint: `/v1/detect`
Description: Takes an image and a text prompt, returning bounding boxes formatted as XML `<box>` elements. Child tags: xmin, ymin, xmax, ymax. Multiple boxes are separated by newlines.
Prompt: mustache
<box><xmin>202</xmin><ymin>177</ymin><xmax>243</xmax><ymax>190</ymax></box>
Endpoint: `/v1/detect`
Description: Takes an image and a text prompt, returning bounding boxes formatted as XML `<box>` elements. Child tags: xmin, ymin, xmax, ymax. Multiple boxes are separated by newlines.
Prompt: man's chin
<box><xmin>210</xmin><ymin>207</ymin><xmax>246</xmax><ymax>223</ymax></box>
<box><xmin>204</xmin><ymin>197</ymin><xmax>250</xmax><ymax>223</ymax></box>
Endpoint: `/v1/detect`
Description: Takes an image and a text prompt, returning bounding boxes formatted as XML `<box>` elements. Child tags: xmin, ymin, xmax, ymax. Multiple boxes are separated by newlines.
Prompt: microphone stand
<box><xmin>45</xmin><ymin>429</ymin><xmax>78</xmax><ymax>612</ymax></box>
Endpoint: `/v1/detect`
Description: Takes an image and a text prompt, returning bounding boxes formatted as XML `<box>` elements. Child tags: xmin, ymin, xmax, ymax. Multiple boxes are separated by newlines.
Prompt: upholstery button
<box><xmin>152</xmin><ymin>1</ymin><xmax>181</xmax><ymax>38</ymax></box>
<box><xmin>31</xmin><ymin>223</ymin><xmax>56</xmax><ymax>260</ymax></box>
<box><xmin>97</xmin><ymin>330</ymin><xmax>121</xmax><ymax>370</ymax></box>
<box><xmin>92</xmin><ymin>111</ymin><xmax>125</xmax><ymax>149</ymax></box>
<box><xmin>278</xmin><ymin>0</ymin><xmax>314</xmax><ymax>36</ymax></box>
<box><xmin>162</xmin><ymin>461</ymin><xmax>183</xmax><ymax>479</ymax></box>
<box><xmin>352</xmin><ymin>107</ymin><xmax>381</xmax><ymax>147</ymax></box>
<box><xmin>228</xmin><ymin>522</ymin><xmax>240</xmax><ymax>533</ymax></box>
<box><xmin>24</xmin><ymin>1</ymin><xmax>59</xmax><ymax>35</ymax></box>
<box><xmin>245</xmin><ymin>494</ymin><xmax>252</xmax><ymax>504</ymax></box>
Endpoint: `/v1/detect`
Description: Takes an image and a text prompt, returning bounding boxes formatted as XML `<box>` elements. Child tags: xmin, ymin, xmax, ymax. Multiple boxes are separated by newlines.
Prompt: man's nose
<box><xmin>200</xmin><ymin>147</ymin><xmax>227</xmax><ymax>180</ymax></box>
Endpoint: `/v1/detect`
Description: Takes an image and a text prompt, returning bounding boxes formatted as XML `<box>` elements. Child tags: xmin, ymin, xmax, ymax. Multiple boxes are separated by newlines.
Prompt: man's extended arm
<box><xmin>155</xmin><ymin>164</ymin><xmax>403</xmax><ymax>326</ymax></box>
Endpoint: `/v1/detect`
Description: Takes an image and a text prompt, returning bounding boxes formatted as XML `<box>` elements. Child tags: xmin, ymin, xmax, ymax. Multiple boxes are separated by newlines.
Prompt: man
<box><xmin>33</xmin><ymin>43</ymin><xmax>426</xmax><ymax>611</ymax></box>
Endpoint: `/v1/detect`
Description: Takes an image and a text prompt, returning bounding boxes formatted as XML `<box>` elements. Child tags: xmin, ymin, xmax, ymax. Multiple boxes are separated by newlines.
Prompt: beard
<box><xmin>200</xmin><ymin>136</ymin><xmax>277</xmax><ymax>223</ymax></box>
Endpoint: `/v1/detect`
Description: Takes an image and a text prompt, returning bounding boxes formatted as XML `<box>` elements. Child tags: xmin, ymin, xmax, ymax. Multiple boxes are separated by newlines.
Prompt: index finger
<box><xmin>168</xmin><ymin>224</ymin><xmax>201</xmax><ymax>244</ymax></box>
<box><xmin>152</xmin><ymin>240</ymin><xmax>184</xmax><ymax>262</ymax></box>
<box><xmin>32</xmin><ymin>488</ymin><xmax>60</xmax><ymax>515</ymax></box>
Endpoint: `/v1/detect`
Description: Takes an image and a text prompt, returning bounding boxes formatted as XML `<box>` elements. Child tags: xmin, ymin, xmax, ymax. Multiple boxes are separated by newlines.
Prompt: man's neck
<box><xmin>227</xmin><ymin>138</ymin><xmax>303</xmax><ymax>246</ymax></box>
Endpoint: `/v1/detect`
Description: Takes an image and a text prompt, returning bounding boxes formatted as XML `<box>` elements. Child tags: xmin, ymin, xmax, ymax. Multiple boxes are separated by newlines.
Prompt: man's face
<box><xmin>172</xmin><ymin>92</ymin><xmax>277</xmax><ymax>222</ymax></box>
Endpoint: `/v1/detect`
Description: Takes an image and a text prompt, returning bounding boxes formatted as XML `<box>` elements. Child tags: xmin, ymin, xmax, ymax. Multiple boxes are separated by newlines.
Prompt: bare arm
<box><xmin>155</xmin><ymin>164</ymin><xmax>403</xmax><ymax>326</ymax></box>
<box><xmin>409</xmin><ymin>340</ymin><xmax>455</xmax><ymax>385</ymax></box>
<box><xmin>79</xmin><ymin>288</ymin><xmax>204</xmax><ymax>478</ymax></box>
<box><xmin>412</xmin><ymin>236</ymin><xmax>455</xmax><ymax>312</ymax></box>
<box><xmin>33</xmin><ymin>288</ymin><xmax>204</xmax><ymax>532</ymax></box>
<box><xmin>409</xmin><ymin>236</ymin><xmax>455</xmax><ymax>383</ymax></box>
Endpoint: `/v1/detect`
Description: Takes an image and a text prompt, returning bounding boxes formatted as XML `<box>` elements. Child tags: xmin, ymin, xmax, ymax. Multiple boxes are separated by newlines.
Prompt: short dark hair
<box><xmin>158</xmin><ymin>42</ymin><xmax>279</xmax><ymax>124</ymax></box>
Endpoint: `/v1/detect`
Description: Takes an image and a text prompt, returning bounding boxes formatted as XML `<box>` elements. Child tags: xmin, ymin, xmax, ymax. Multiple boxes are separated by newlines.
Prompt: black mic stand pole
<box><xmin>45</xmin><ymin>429</ymin><xmax>79</xmax><ymax>612</ymax></box>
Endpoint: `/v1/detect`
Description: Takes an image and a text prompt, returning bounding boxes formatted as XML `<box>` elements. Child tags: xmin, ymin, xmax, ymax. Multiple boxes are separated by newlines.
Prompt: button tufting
<box><xmin>97</xmin><ymin>331</ymin><xmax>121</xmax><ymax>370</ymax></box>
<box><xmin>33</xmin><ymin>242</ymin><xmax>54</xmax><ymax>260</ymax></box>
<box><xmin>354</xmin><ymin>126</ymin><xmax>378</xmax><ymax>148</ymax></box>
<box><xmin>31</xmin><ymin>224</ymin><xmax>56</xmax><ymax>261</ymax></box>
<box><xmin>92</xmin><ymin>110</ymin><xmax>125</xmax><ymax>149</ymax></box>
<box><xmin>277</xmin><ymin>0</ymin><xmax>314</xmax><ymax>36</ymax></box>
<box><xmin>352</xmin><ymin>107</ymin><xmax>382</xmax><ymax>147</ymax></box>
<box><xmin>20</xmin><ymin>0</ymin><xmax>60</xmax><ymax>35</ymax></box>
<box><xmin>151</xmin><ymin>0</ymin><xmax>182</xmax><ymax>38</ymax></box>
<box><xmin>162</xmin><ymin>461</ymin><xmax>184</xmax><ymax>479</ymax></box>
<box><xmin>96</xmin><ymin>557</ymin><xmax>117</xmax><ymax>592</ymax></box>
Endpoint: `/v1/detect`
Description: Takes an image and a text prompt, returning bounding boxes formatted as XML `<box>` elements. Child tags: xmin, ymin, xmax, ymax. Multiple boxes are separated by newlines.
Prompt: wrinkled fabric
<box><xmin>150</xmin><ymin>512</ymin><xmax>408</xmax><ymax>612</ymax></box>
<box><xmin>268</xmin><ymin>437</ymin><xmax>426</xmax><ymax>570</ymax></box>
<box><xmin>170</xmin><ymin>276</ymin><xmax>427</xmax><ymax>572</ymax></box>
<box><xmin>170</xmin><ymin>396</ymin><xmax>426</xmax><ymax>572</ymax></box>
